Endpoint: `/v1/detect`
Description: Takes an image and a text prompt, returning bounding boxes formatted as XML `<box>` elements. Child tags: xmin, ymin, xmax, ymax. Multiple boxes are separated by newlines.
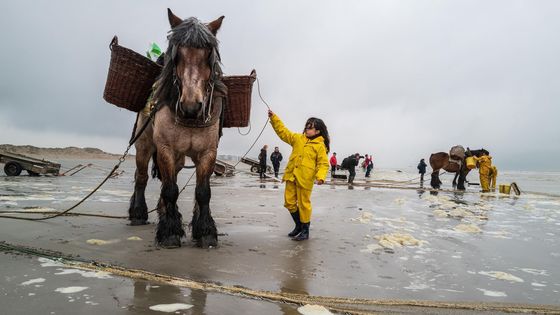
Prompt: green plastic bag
<box><xmin>146</xmin><ymin>42</ymin><xmax>162</xmax><ymax>61</ymax></box>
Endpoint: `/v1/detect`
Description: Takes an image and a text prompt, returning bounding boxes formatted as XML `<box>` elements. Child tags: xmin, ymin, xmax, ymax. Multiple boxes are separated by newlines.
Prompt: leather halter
<box><xmin>170</xmin><ymin>47</ymin><xmax>221</xmax><ymax>128</ymax></box>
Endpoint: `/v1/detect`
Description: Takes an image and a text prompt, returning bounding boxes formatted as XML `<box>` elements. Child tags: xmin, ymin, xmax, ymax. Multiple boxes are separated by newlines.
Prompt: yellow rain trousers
<box><xmin>270</xmin><ymin>114</ymin><xmax>329</xmax><ymax>223</ymax></box>
<box><xmin>490</xmin><ymin>166</ymin><xmax>498</xmax><ymax>191</ymax></box>
<box><xmin>474</xmin><ymin>155</ymin><xmax>493</xmax><ymax>192</ymax></box>
<box><xmin>284</xmin><ymin>180</ymin><xmax>313</xmax><ymax>223</ymax></box>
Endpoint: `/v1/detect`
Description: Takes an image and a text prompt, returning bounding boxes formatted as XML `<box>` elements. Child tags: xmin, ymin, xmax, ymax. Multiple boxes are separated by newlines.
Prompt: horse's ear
<box><xmin>207</xmin><ymin>16</ymin><xmax>225</xmax><ymax>35</ymax></box>
<box><xmin>168</xmin><ymin>8</ymin><xmax>183</xmax><ymax>28</ymax></box>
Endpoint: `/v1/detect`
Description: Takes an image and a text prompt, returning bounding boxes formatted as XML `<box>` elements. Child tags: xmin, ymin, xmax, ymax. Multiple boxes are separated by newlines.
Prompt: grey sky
<box><xmin>1</xmin><ymin>1</ymin><xmax>559</xmax><ymax>171</ymax></box>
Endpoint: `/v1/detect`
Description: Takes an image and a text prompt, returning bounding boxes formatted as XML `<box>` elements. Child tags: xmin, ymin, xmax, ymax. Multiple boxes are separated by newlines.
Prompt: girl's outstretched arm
<box><xmin>268</xmin><ymin>110</ymin><xmax>296</xmax><ymax>146</ymax></box>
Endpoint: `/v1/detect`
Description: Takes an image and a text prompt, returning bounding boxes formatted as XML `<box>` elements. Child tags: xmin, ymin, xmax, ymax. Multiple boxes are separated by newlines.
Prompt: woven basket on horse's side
<box><xmin>103</xmin><ymin>36</ymin><xmax>255</xmax><ymax>127</ymax></box>
<box><xmin>103</xmin><ymin>36</ymin><xmax>162</xmax><ymax>113</ymax></box>
<box><xmin>222</xmin><ymin>70</ymin><xmax>256</xmax><ymax>128</ymax></box>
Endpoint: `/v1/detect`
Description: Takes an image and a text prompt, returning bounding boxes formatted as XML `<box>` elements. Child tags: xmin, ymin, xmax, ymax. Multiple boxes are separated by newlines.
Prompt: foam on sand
<box><xmin>86</xmin><ymin>239</ymin><xmax>119</xmax><ymax>245</ymax></box>
<box><xmin>375</xmin><ymin>233</ymin><xmax>424</xmax><ymax>249</ymax></box>
<box><xmin>149</xmin><ymin>303</ymin><xmax>194</xmax><ymax>312</ymax></box>
<box><xmin>350</xmin><ymin>211</ymin><xmax>374</xmax><ymax>223</ymax></box>
<box><xmin>432</xmin><ymin>209</ymin><xmax>448</xmax><ymax>218</ymax></box>
<box><xmin>477</xmin><ymin>288</ymin><xmax>507</xmax><ymax>297</ymax></box>
<box><xmin>38</xmin><ymin>257</ymin><xmax>64</xmax><ymax>268</ymax></box>
<box><xmin>55</xmin><ymin>286</ymin><xmax>88</xmax><ymax>293</ymax></box>
<box><xmin>479</xmin><ymin>271</ymin><xmax>524</xmax><ymax>283</ymax></box>
<box><xmin>297</xmin><ymin>304</ymin><xmax>333</xmax><ymax>315</ymax></box>
<box><xmin>54</xmin><ymin>268</ymin><xmax>112</xmax><ymax>279</ymax></box>
<box><xmin>454</xmin><ymin>224</ymin><xmax>482</xmax><ymax>233</ymax></box>
<box><xmin>20</xmin><ymin>278</ymin><xmax>45</xmax><ymax>286</ymax></box>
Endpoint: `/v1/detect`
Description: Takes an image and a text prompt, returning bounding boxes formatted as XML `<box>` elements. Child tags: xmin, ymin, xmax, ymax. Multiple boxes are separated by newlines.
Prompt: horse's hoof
<box><xmin>158</xmin><ymin>235</ymin><xmax>182</xmax><ymax>249</ymax></box>
<box><xmin>129</xmin><ymin>219</ymin><xmax>148</xmax><ymax>226</ymax></box>
<box><xmin>196</xmin><ymin>235</ymin><xmax>218</xmax><ymax>248</ymax></box>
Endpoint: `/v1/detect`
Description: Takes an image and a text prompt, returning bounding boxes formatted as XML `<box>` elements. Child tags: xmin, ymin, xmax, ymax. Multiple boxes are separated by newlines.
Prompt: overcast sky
<box><xmin>1</xmin><ymin>1</ymin><xmax>559</xmax><ymax>171</ymax></box>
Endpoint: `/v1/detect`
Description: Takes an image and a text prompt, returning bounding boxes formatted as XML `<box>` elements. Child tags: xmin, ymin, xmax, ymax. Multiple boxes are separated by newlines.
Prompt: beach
<box><xmin>1</xmin><ymin>158</ymin><xmax>559</xmax><ymax>314</ymax></box>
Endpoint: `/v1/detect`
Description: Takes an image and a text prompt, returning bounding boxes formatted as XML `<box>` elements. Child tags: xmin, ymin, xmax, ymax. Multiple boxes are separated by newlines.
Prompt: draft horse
<box><xmin>128</xmin><ymin>9</ymin><xmax>227</xmax><ymax>248</ymax></box>
<box><xmin>429</xmin><ymin>148</ymin><xmax>485</xmax><ymax>190</ymax></box>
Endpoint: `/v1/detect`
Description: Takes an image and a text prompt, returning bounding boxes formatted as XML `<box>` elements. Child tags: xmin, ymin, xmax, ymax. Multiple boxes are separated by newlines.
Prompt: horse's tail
<box><xmin>151</xmin><ymin>150</ymin><xmax>161</xmax><ymax>180</ymax></box>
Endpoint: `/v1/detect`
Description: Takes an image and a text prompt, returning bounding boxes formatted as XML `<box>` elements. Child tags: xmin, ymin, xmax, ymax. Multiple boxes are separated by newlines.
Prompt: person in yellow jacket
<box><xmin>473</xmin><ymin>150</ymin><xmax>492</xmax><ymax>192</ymax></box>
<box><xmin>268</xmin><ymin>110</ymin><xmax>330</xmax><ymax>241</ymax></box>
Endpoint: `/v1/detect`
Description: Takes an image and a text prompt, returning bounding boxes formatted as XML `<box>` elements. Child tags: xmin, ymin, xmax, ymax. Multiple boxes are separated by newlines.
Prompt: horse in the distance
<box><xmin>429</xmin><ymin>147</ymin><xmax>485</xmax><ymax>190</ymax></box>
<box><xmin>128</xmin><ymin>9</ymin><xmax>227</xmax><ymax>248</ymax></box>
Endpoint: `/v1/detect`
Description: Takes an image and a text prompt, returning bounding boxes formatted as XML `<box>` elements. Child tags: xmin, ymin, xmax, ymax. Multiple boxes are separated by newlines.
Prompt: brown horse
<box><xmin>429</xmin><ymin>148</ymin><xmax>485</xmax><ymax>190</ymax></box>
<box><xmin>128</xmin><ymin>9</ymin><xmax>227</xmax><ymax>248</ymax></box>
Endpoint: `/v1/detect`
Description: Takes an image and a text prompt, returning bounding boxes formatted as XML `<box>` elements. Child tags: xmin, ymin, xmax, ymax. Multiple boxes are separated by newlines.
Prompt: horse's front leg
<box><xmin>452</xmin><ymin>172</ymin><xmax>459</xmax><ymax>188</ymax></box>
<box><xmin>129</xmin><ymin>118</ymin><xmax>153</xmax><ymax>225</ymax></box>
<box><xmin>191</xmin><ymin>153</ymin><xmax>218</xmax><ymax>248</ymax></box>
<box><xmin>457</xmin><ymin>169</ymin><xmax>467</xmax><ymax>190</ymax></box>
<box><xmin>155</xmin><ymin>149</ymin><xmax>185</xmax><ymax>248</ymax></box>
<box><xmin>129</xmin><ymin>153</ymin><xmax>150</xmax><ymax>225</ymax></box>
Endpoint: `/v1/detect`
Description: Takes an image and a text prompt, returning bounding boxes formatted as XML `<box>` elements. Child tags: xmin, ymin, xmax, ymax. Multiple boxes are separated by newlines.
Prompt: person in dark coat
<box><xmin>258</xmin><ymin>145</ymin><xmax>268</xmax><ymax>179</ymax></box>
<box><xmin>270</xmin><ymin>146</ymin><xmax>283</xmax><ymax>178</ymax></box>
<box><xmin>417</xmin><ymin>158</ymin><xmax>427</xmax><ymax>183</ymax></box>
<box><xmin>347</xmin><ymin>153</ymin><xmax>362</xmax><ymax>184</ymax></box>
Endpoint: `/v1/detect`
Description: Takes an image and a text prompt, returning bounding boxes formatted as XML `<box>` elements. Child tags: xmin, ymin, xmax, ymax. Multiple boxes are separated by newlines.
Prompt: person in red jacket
<box><xmin>329</xmin><ymin>152</ymin><xmax>337</xmax><ymax>176</ymax></box>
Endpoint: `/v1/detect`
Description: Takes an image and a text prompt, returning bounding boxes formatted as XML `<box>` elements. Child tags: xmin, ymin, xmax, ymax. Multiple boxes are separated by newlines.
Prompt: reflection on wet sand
<box><xmin>279</xmin><ymin>242</ymin><xmax>311</xmax><ymax>314</ymax></box>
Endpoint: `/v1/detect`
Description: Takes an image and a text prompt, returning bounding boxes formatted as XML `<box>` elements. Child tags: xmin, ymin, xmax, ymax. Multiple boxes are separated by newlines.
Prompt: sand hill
<box><xmin>0</xmin><ymin>144</ymin><xmax>124</xmax><ymax>160</ymax></box>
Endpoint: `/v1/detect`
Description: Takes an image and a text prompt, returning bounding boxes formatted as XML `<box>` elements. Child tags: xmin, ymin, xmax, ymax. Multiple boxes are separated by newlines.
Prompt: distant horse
<box><xmin>429</xmin><ymin>148</ymin><xmax>485</xmax><ymax>190</ymax></box>
<box><xmin>128</xmin><ymin>9</ymin><xmax>227</xmax><ymax>248</ymax></box>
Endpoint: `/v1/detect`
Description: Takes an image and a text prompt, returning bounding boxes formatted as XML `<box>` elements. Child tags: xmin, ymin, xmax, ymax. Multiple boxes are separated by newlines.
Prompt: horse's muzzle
<box><xmin>181</xmin><ymin>102</ymin><xmax>203</xmax><ymax>119</ymax></box>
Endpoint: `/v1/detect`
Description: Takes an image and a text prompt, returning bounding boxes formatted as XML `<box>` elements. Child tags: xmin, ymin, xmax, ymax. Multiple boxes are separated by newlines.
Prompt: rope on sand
<box><xmin>1</xmin><ymin>242</ymin><xmax>558</xmax><ymax>315</ymax></box>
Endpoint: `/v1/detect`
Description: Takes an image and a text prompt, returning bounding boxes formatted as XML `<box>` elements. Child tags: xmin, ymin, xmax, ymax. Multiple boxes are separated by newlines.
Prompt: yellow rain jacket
<box><xmin>270</xmin><ymin>114</ymin><xmax>329</xmax><ymax>190</ymax></box>
<box><xmin>474</xmin><ymin>155</ymin><xmax>492</xmax><ymax>175</ymax></box>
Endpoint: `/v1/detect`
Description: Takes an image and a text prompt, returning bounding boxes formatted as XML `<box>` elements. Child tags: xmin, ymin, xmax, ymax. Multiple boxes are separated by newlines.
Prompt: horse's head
<box><xmin>466</xmin><ymin>148</ymin><xmax>486</xmax><ymax>158</ymax></box>
<box><xmin>154</xmin><ymin>9</ymin><xmax>225</xmax><ymax>119</ymax></box>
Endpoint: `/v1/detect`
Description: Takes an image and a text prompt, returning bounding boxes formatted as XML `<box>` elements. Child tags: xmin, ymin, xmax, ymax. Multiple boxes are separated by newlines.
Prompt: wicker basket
<box><xmin>222</xmin><ymin>70</ymin><xmax>256</xmax><ymax>128</ymax></box>
<box><xmin>103</xmin><ymin>36</ymin><xmax>162</xmax><ymax>112</ymax></box>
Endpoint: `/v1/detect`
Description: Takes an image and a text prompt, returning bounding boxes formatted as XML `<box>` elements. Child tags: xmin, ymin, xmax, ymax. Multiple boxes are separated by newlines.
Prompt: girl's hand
<box><xmin>317</xmin><ymin>179</ymin><xmax>324</xmax><ymax>185</ymax></box>
<box><xmin>268</xmin><ymin>110</ymin><xmax>274</xmax><ymax>118</ymax></box>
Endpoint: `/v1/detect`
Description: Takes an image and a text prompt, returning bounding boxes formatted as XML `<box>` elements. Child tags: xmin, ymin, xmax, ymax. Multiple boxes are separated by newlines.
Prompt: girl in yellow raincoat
<box><xmin>268</xmin><ymin>110</ymin><xmax>330</xmax><ymax>241</ymax></box>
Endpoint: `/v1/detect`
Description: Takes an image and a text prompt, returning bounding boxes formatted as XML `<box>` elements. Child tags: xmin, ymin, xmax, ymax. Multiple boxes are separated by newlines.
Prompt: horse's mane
<box><xmin>153</xmin><ymin>17</ymin><xmax>227</xmax><ymax>108</ymax></box>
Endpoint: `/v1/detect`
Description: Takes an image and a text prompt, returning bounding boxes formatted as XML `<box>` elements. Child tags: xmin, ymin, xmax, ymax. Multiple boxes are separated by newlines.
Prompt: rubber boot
<box><xmin>288</xmin><ymin>211</ymin><xmax>302</xmax><ymax>237</ymax></box>
<box><xmin>293</xmin><ymin>222</ymin><xmax>310</xmax><ymax>241</ymax></box>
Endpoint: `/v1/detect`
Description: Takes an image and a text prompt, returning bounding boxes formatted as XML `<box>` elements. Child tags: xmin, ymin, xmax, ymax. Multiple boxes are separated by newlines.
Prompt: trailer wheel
<box><xmin>4</xmin><ymin>162</ymin><xmax>22</xmax><ymax>176</ymax></box>
<box><xmin>250</xmin><ymin>166</ymin><xmax>259</xmax><ymax>173</ymax></box>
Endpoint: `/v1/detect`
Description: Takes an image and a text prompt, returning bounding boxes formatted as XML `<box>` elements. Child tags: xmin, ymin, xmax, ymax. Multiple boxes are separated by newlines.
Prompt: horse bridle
<box><xmin>171</xmin><ymin>46</ymin><xmax>218</xmax><ymax>124</ymax></box>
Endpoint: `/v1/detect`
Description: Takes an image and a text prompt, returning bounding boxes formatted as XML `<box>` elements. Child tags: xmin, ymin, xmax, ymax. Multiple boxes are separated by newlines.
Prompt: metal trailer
<box><xmin>0</xmin><ymin>151</ymin><xmax>61</xmax><ymax>176</ymax></box>
<box><xmin>240</xmin><ymin>157</ymin><xmax>273</xmax><ymax>174</ymax></box>
<box><xmin>214</xmin><ymin>159</ymin><xmax>235</xmax><ymax>177</ymax></box>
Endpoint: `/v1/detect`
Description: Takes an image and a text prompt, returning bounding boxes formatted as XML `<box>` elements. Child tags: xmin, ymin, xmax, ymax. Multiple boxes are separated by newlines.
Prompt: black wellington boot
<box><xmin>293</xmin><ymin>222</ymin><xmax>310</xmax><ymax>241</ymax></box>
<box><xmin>288</xmin><ymin>211</ymin><xmax>302</xmax><ymax>237</ymax></box>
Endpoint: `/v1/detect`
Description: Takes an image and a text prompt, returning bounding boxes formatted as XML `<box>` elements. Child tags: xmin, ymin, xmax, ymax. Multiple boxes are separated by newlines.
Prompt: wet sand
<box><xmin>1</xmin><ymin>160</ymin><xmax>559</xmax><ymax>314</ymax></box>
<box><xmin>1</xmin><ymin>251</ymin><xmax>300</xmax><ymax>314</ymax></box>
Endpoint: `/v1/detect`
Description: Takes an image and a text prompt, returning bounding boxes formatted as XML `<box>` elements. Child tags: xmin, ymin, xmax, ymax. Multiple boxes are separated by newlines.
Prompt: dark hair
<box><xmin>303</xmin><ymin>117</ymin><xmax>330</xmax><ymax>153</ymax></box>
